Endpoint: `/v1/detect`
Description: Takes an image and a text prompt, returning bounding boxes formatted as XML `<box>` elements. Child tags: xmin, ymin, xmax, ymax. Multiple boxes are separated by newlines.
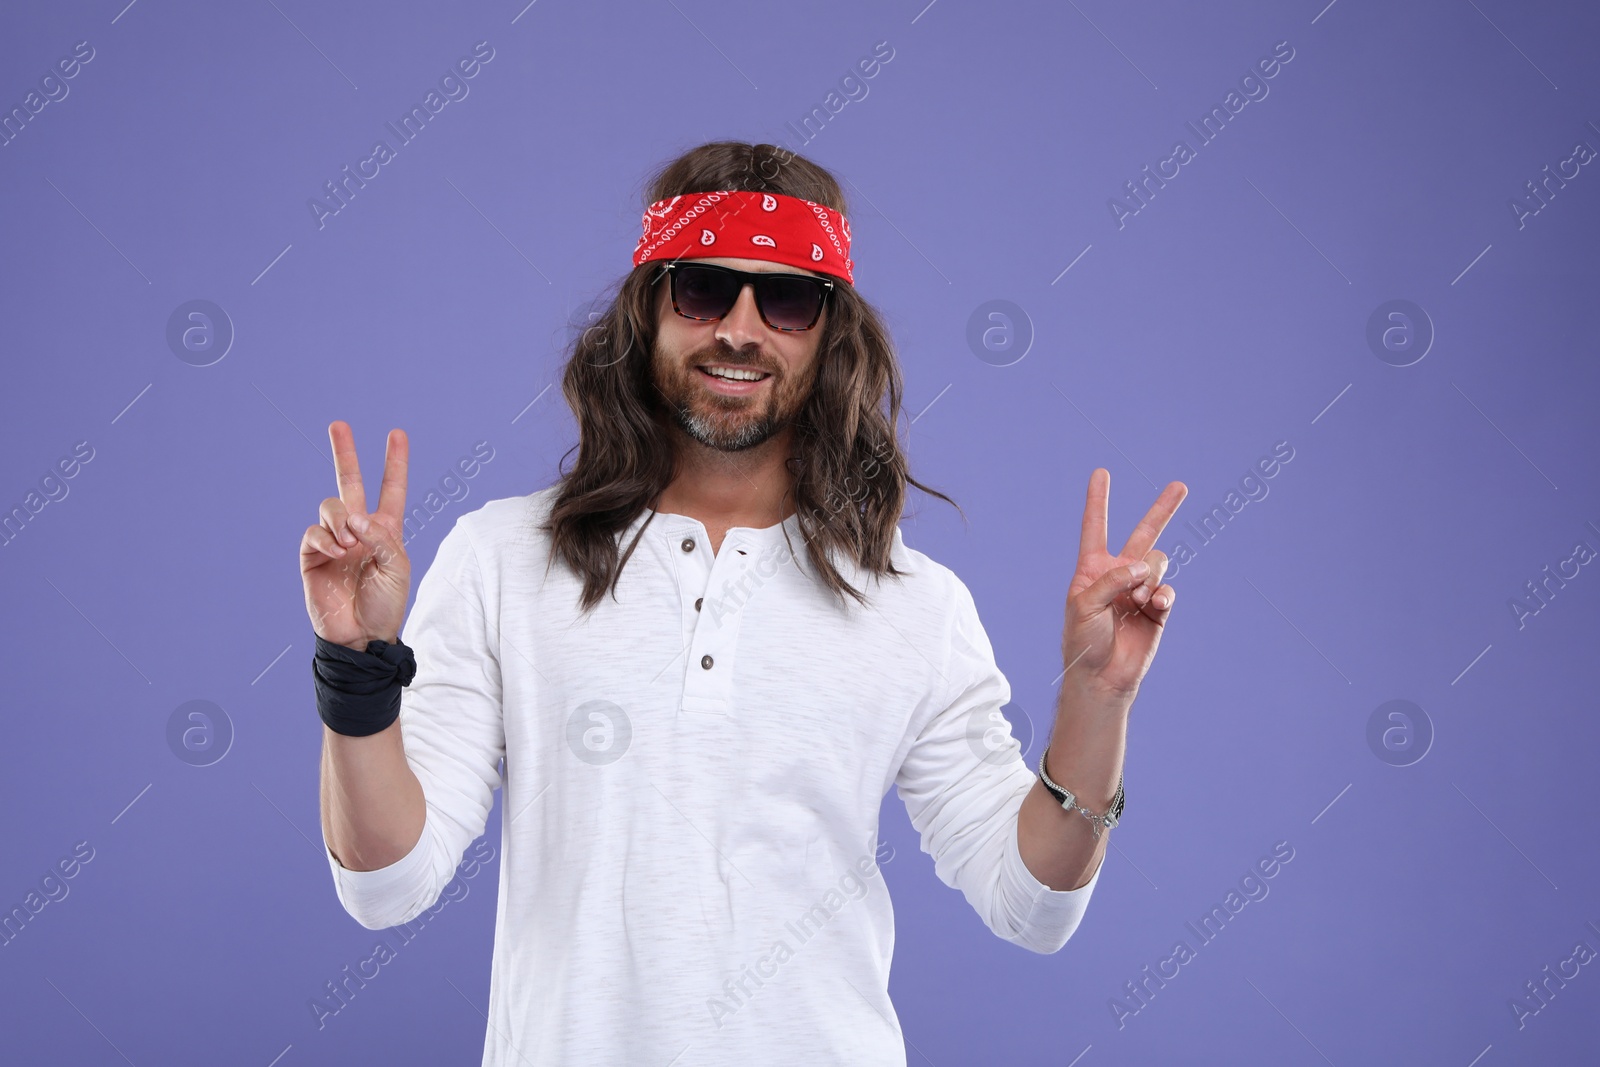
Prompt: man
<box><xmin>302</xmin><ymin>140</ymin><xmax>1185</xmax><ymax>1066</ymax></box>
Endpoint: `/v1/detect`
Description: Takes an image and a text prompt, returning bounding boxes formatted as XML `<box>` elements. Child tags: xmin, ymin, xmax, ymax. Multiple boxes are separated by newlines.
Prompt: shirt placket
<box><xmin>672</xmin><ymin>525</ymin><xmax>752</xmax><ymax>718</ymax></box>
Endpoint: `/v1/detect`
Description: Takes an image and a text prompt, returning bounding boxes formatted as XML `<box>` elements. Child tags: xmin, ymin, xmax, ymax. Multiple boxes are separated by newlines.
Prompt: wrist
<box><xmin>1038</xmin><ymin>747</ymin><xmax>1124</xmax><ymax>837</ymax></box>
<box><xmin>323</xmin><ymin>633</ymin><xmax>396</xmax><ymax>653</ymax></box>
<box><xmin>1043</xmin><ymin>742</ymin><xmax>1121</xmax><ymax>810</ymax></box>
<box><xmin>313</xmin><ymin>634</ymin><xmax>417</xmax><ymax>737</ymax></box>
<box><xmin>1061</xmin><ymin>668</ymin><xmax>1136</xmax><ymax>712</ymax></box>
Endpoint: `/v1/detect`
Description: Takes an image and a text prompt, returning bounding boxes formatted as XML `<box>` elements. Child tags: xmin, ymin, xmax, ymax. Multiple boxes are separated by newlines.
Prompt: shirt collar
<box><xmin>636</xmin><ymin>505</ymin><xmax>805</xmax><ymax>550</ymax></box>
<box><xmin>621</xmin><ymin>502</ymin><xmax>858</xmax><ymax>584</ymax></box>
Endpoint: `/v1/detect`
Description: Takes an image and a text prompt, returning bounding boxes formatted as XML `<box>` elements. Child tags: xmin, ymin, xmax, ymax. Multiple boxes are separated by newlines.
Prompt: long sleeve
<box><xmin>322</xmin><ymin>514</ymin><xmax>506</xmax><ymax>930</ymax></box>
<box><xmin>893</xmin><ymin>571</ymin><xmax>1102</xmax><ymax>955</ymax></box>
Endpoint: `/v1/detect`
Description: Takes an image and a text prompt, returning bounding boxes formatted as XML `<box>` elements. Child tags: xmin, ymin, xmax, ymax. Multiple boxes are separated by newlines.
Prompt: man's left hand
<box><xmin>1060</xmin><ymin>468</ymin><xmax>1188</xmax><ymax>704</ymax></box>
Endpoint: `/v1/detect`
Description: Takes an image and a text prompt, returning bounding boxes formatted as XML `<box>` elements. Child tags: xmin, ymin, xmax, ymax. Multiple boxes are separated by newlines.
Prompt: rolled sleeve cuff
<box><xmin>998</xmin><ymin>815</ymin><xmax>1103</xmax><ymax>953</ymax></box>
<box><xmin>324</xmin><ymin>825</ymin><xmax>433</xmax><ymax>930</ymax></box>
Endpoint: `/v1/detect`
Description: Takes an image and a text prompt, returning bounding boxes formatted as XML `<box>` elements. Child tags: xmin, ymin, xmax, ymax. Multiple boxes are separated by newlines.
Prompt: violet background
<box><xmin>2</xmin><ymin>0</ymin><xmax>1597</xmax><ymax>1064</ymax></box>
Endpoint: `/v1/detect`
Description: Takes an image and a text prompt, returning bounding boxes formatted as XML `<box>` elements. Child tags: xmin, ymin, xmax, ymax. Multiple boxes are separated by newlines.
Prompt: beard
<box><xmin>652</xmin><ymin>340</ymin><xmax>806</xmax><ymax>453</ymax></box>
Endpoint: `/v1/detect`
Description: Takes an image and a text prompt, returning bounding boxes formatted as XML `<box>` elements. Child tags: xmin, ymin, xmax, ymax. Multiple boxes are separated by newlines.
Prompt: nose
<box><xmin>714</xmin><ymin>282</ymin><xmax>767</xmax><ymax>350</ymax></box>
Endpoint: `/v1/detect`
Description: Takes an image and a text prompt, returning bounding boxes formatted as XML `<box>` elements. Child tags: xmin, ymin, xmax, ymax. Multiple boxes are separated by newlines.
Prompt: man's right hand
<box><xmin>301</xmin><ymin>421</ymin><xmax>412</xmax><ymax>651</ymax></box>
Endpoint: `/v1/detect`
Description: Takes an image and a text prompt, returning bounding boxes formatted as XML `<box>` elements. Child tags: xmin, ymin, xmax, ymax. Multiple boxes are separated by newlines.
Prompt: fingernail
<box><xmin>348</xmin><ymin>513</ymin><xmax>369</xmax><ymax>533</ymax></box>
<box><xmin>1154</xmin><ymin>593</ymin><xmax>1169</xmax><ymax>609</ymax></box>
<box><xmin>1129</xmin><ymin>561</ymin><xmax>1149</xmax><ymax>579</ymax></box>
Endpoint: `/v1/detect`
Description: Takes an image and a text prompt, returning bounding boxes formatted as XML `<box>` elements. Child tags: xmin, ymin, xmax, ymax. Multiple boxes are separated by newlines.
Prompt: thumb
<box><xmin>1079</xmin><ymin>560</ymin><xmax>1150</xmax><ymax>616</ymax></box>
<box><xmin>347</xmin><ymin>511</ymin><xmax>406</xmax><ymax>571</ymax></box>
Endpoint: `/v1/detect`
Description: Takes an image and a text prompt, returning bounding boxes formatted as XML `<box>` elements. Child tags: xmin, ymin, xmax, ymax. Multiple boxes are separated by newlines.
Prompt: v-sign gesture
<box><xmin>1061</xmin><ymin>468</ymin><xmax>1187</xmax><ymax>702</ymax></box>
<box><xmin>300</xmin><ymin>421</ymin><xmax>412</xmax><ymax>650</ymax></box>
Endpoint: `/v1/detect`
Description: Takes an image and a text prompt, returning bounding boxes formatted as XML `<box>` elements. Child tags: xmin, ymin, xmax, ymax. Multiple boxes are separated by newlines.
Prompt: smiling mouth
<box><xmin>696</xmin><ymin>365</ymin><xmax>771</xmax><ymax>384</ymax></box>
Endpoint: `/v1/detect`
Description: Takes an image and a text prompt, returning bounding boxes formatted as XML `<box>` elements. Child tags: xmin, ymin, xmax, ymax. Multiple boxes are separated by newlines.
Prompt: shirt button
<box><xmin>695</xmin><ymin>597</ymin><xmax>703</xmax><ymax>611</ymax></box>
<box><xmin>701</xmin><ymin>654</ymin><xmax>713</xmax><ymax>670</ymax></box>
<box><xmin>681</xmin><ymin>537</ymin><xmax>695</xmax><ymax>553</ymax></box>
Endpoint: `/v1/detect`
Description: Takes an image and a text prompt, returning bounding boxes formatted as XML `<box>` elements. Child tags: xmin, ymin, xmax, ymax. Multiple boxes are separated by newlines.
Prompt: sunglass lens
<box><xmin>676</xmin><ymin>266</ymin><xmax>739</xmax><ymax>319</ymax></box>
<box><xmin>758</xmin><ymin>275</ymin><xmax>824</xmax><ymax>330</ymax></box>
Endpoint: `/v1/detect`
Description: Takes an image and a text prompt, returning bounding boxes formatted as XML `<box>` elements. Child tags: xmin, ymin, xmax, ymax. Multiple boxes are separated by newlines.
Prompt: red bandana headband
<box><xmin>632</xmin><ymin>189</ymin><xmax>855</xmax><ymax>285</ymax></box>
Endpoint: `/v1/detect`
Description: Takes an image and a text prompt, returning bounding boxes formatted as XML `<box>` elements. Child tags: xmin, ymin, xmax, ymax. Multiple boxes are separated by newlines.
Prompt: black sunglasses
<box><xmin>656</xmin><ymin>261</ymin><xmax>834</xmax><ymax>332</ymax></box>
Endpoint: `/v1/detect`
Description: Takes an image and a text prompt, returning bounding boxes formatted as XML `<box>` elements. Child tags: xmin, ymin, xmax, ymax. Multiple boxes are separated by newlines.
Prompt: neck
<box><xmin>653</xmin><ymin>426</ymin><xmax>796</xmax><ymax>530</ymax></box>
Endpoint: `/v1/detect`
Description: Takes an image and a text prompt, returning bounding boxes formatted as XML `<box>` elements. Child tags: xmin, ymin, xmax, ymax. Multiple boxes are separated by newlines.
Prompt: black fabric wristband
<box><xmin>312</xmin><ymin>634</ymin><xmax>416</xmax><ymax>737</ymax></box>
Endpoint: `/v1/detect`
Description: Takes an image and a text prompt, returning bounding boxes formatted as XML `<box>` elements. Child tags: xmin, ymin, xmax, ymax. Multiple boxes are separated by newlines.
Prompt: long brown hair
<box><xmin>540</xmin><ymin>140</ymin><xmax>960</xmax><ymax>613</ymax></box>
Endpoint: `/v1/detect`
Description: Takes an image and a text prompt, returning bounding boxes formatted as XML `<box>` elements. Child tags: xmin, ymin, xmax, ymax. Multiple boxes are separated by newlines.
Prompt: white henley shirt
<box><xmin>322</xmin><ymin>485</ymin><xmax>1101</xmax><ymax>1066</ymax></box>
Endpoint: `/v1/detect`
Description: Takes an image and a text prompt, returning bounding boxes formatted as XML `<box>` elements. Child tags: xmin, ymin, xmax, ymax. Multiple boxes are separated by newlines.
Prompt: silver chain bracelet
<box><xmin>1038</xmin><ymin>748</ymin><xmax>1124</xmax><ymax>839</ymax></box>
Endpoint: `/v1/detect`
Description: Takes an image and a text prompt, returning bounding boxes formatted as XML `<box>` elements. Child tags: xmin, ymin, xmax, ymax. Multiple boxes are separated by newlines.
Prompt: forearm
<box><xmin>320</xmin><ymin>721</ymin><xmax>426</xmax><ymax>872</ymax></box>
<box><xmin>1016</xmin><ymin>679</ymin><xmax>1131</xmax><ymax>891</ymax></box>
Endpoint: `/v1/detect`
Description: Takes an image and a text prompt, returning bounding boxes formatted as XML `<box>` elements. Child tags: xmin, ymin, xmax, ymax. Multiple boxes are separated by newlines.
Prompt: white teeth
<box><xmin>702</xmin><ymin>366</ymin><xmax>767</xmax><ymax>382</ymax></box>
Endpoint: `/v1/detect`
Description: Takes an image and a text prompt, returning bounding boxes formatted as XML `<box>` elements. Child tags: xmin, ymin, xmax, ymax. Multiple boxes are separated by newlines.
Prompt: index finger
<box><xmin>328</xmin><ymin>420</ymin><xmax>367</xmax><ymax>514</ymax></box>
<box><xmin>1077</xmin><ymin>468</ymin><xmax>1109</xmax><ymax>563</ymax></box>
<box><xmin>1117</xmin><ymin>480</ymin><xmax>1189</xmax><ymax>561</ymax></box>
<box><xmin>375</xmin><ymin>428</ymin><xmax>409</xmax><ymax>522</ymax></box>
